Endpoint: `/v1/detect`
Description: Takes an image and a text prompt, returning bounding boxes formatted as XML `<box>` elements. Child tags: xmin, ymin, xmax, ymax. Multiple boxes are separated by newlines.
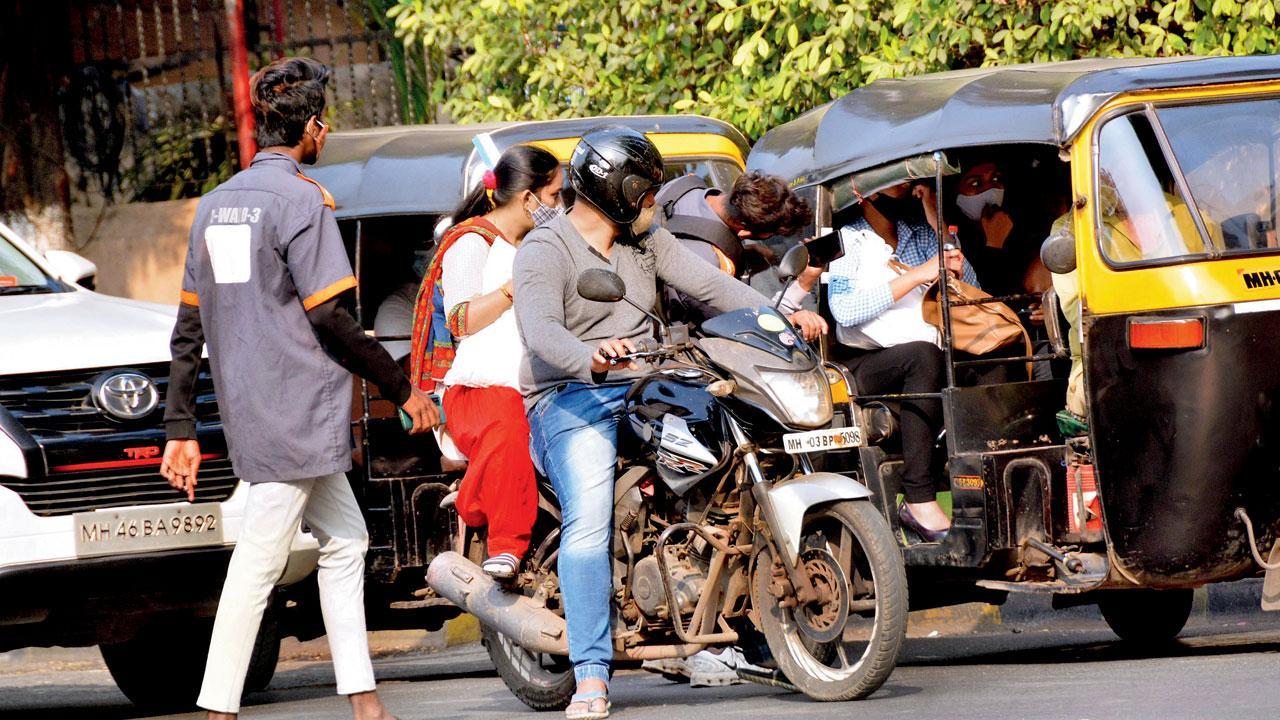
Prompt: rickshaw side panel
<box><xmin>1085</xmin><ymin>304</ymin><xmax>1280</xmax><ymax>586</ymax></box>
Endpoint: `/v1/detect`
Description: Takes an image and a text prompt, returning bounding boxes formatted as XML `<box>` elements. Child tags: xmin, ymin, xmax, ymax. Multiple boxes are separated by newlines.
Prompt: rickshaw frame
<box><xmin>749</xmin><ymin>55</ymin><xmax>1280</xmax><ymax>626</ymax></box>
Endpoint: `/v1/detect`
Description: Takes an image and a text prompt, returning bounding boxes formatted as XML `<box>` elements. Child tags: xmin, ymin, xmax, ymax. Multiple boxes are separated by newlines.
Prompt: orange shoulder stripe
<box><xmin>301</xmin><ymin>275</ymin><xmax>357</xmax><ymax>311</ymax></box>
<box><xmin>180</xmin><ymin>290</ymin><xmax>200</xmax><ymax>307</ymax></box>
<box><xmin>296</xmin><ymin>173</ymin><xmax>336</xmax><ymax>210</ymax></box>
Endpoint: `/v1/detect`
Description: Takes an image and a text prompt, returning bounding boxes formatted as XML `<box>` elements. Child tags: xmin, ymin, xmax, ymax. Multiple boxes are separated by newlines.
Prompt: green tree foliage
<box><xmin>387</xmin><ymin>0</ymin><xmax>1280</xmax><ymax>138</ymax></box>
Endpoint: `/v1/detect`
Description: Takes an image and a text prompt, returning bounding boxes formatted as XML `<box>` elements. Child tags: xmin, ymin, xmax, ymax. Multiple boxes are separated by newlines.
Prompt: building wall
<box><xmin>73</xmin><ymin>200</ymin><xmax>197</xmax><ymax>304</ymax></box>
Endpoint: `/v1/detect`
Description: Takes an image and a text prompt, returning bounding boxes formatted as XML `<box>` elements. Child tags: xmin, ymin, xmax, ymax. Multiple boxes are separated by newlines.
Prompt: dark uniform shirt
<box><xmin>177</xmin><ymin>152</ymin><xmax>358</xmax><ymax>483</ymax></box>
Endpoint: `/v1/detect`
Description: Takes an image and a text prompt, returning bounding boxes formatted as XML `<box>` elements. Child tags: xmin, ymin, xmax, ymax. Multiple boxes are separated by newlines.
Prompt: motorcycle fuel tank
<box><xmin>625</xmin><ymin>369</ymin><xmax>728</xmax><ymax>496</ymax></box>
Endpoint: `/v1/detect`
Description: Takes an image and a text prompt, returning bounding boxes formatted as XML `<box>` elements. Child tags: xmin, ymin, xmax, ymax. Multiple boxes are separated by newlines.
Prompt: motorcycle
<box><xmin>427</xmin><ymin>246</ymin><xmax>907</xmax><ymax>705</ymax></box>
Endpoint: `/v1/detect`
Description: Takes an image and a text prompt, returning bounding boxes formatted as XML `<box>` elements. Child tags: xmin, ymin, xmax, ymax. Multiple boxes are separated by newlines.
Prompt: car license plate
<box><xmin>783</xmin><ymin>427</ymin><xmax>863</xmax><ymax>454</ymax></box>
<box><xmin>74</xmin><ymin>503</ymin><xmax>223</xmax><ymax>558</ymax></box>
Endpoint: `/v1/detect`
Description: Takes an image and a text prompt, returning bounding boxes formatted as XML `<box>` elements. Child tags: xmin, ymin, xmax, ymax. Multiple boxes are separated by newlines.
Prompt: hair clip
<box><xmin>483</xmin><ymin>169</ymin><xmax>497</xmax><ymax>203</ymax></box>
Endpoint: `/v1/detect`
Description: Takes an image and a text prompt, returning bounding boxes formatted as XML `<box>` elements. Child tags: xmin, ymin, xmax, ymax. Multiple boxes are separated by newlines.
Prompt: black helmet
<box><xmin>569</xmin><ymin>126</ymin><xmax>665</xmax><ymax>224</ymax></box>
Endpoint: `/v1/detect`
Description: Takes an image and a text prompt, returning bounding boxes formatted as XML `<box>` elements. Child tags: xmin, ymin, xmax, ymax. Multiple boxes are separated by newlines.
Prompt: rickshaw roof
<box><xmin>309</xmin><ymin>115</ymin><xmax>750</xmax><ymax>219</ymax></box>
<box><xmin>748</xmin><ymin>55</ymin><xmax>1280</xmax><ymax>189</ymax></box>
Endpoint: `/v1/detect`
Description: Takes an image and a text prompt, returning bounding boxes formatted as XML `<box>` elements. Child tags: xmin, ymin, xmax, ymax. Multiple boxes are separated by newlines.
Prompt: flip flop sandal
<box><xmin>482</xmin><ymin>553</ymin><xmax>520</xmax><ymax>579</ymax></box>
<box><xmin>565</xmin><ymin>690</ymin><xmax>610</xmax><ymax>720</ymax></box>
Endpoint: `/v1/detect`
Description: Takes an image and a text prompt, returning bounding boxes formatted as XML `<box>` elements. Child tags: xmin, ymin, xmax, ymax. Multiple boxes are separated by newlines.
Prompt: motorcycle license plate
<box><xmin>783</xmin><ymin>427</ymin><xmax>863</xmax><ymax>454</ymax></box>
<box><xmin>74</xmin><ymin>504</ymin><xmax>223</xmax><ymax>558</ymax></box>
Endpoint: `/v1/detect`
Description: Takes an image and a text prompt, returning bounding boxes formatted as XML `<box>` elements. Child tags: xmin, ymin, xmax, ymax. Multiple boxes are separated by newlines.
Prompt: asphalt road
<box><xmin>4</xmin><ymin>619</ymin><xmax>1280</xmax><ymax>720</ymax></box>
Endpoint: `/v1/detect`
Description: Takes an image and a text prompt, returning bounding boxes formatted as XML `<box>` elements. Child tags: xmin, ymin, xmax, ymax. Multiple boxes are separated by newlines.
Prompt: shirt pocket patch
<box><xmin>205</xmin><ymin>224</ymin><xmax>252</xmax><ymax>284</ymax></box>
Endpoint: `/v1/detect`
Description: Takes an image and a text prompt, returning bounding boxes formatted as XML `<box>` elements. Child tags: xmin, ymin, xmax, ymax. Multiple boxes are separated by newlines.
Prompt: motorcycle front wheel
<box><xmin>751</xmin><ymin>500</ymin><xmax>907</xmax><ymax>701</ymax></box>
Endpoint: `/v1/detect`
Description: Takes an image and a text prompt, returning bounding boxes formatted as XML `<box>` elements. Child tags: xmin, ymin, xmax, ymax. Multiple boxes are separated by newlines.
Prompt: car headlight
<box><xmin>758</xmin><ymin>367</ymin><xmax>833</xmax><ymax>429</ymax></box>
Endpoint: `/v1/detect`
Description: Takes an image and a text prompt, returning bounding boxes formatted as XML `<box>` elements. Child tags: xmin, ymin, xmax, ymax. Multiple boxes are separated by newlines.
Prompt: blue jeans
<box><xmin>528</xmin><ymin>383</ymin><xmax>629</xmax><ymax>686</ymax></box>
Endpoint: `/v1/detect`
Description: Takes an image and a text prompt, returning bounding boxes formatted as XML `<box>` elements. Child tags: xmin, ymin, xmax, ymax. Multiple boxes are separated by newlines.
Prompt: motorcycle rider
<box><xmin>513</xmin><ymin>126</ymin><xmax>771</xmax><ymax>719</ymax></box>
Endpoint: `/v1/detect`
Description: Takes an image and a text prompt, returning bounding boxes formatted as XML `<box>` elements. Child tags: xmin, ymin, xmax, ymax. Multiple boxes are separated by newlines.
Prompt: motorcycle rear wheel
<box><xmin>751</xmin><ymin>500</ymin><xmax>907</xmax><ymax>701</ymax></box>
<box><xmin>468</xmin><ymin>536</ymin><xmax>575</xmax><ymax>710</ymax></box>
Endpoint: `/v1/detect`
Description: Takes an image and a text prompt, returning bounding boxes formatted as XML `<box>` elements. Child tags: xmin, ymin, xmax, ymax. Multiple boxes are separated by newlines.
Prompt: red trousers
<box><xmin>441</xmin><ymin>385</ymin><xmax>536</xmax><ymax>558</ymax></box>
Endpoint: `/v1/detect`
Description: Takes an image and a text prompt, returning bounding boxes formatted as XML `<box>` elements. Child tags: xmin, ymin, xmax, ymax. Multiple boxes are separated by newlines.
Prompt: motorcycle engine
<box><xmin>631</xmin><ymin>548</ymin><xmax>707</xmax><ymax>619</ymax></box>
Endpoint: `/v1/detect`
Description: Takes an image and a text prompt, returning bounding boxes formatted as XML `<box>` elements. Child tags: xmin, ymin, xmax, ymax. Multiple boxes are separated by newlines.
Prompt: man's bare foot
<box><xmin>906</xmin><ymin>500</ymin><xmax>951</xmax><ymax>531</ymax></box>
<box><xmin>350</xmin><ymin>689</ymin><xmax>396</xmax><ymax>720</ymax></box>
<box><xmin>207</xmin><ymin>713</ymin><xmax>236</xmax><ymax>720</ymax></box>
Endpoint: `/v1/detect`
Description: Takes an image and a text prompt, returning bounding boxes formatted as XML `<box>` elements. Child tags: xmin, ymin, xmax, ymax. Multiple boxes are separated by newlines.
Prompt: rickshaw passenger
<box><xmin>656</xmin><ymin>171</ymin><xmax>827</xmax><ymax>340</ymax></box>
<box><xmin>514</xmin><ymin>126</ymin><xmax>768</xmax><ymax>720</ymax></box>
<box><xmin>407</xmin><ymin>145</ymin><xmax>565</xmax><ymax>580</ymax></box>
<box><xmin>827</xmin><ymin>181</ymin><xmax>975</xmax><ymax>540</ymax></box>
<box><xmin>949</xmin><ymin>160</ymin><xmax>1044</xmax><ymax>297</ymax></box>
<box><xmin>1050</xmin><ymin>181</ymin><xmax>1216</xmax><ymax>434</ymax></box>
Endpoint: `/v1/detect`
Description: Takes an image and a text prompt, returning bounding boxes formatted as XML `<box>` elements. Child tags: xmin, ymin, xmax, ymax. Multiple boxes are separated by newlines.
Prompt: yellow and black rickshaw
<box><xmin>300</xmin><ymin>115</ymin><xmax>751</xmax><ymax>633</ymax></box>
<box><xmin>748</xmin><ymin>55</ymin><xmax>1280</xmax><ymax>644</ymax></box>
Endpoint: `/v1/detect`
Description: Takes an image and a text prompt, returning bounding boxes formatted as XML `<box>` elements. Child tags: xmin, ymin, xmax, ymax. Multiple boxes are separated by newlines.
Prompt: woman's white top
<box><xmin>828</xmin><ymin>224</ymin><xmax>939</xmax><ymax>350</ymax></box>
<box><xmin>439</xmin><ymin>231</ymin><xmax>524</xmax><ymax>389</ymax></box>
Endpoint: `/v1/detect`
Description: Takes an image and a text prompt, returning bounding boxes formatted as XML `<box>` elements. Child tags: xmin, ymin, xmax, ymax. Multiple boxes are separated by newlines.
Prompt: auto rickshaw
<box><xmin>747</xmin><ymin>55</ymin><xmax>1280</xmax><ymax>644</ymax></box>
<box><xmin>291</xmin><ymin>115</ymin><xmax>751</xmax><ymax>636</ymax></box>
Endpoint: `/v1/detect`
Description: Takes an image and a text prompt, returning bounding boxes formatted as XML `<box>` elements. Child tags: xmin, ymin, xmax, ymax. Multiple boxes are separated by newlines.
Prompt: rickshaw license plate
<box><xmin>783</xmin><ymin>428</ymin><xmax>863</xmax><ymax>454</ymax></box>
<box><xmin>73</xmin><ymin>504</ymin><xmax>223</xmax><ymax>558</ymax></box>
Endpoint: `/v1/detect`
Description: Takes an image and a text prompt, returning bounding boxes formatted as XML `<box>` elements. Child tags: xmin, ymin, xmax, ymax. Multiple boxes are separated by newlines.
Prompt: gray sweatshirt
<box><xmin>514</xmin><ymin>212</ymin><xmax>768</xmax><ymax>401</ymax></box>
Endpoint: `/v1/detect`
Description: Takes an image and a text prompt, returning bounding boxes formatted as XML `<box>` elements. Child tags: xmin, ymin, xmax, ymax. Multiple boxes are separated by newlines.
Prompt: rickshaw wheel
<box><xmin>751</xmin><ymin>500</ymin><xmax>907</xmax><ymax>701</ymax></box>
<box><xmin>1098</xmin><ymin>588</ymin><xmax>1194</xmax><ymax>645</ymax></box>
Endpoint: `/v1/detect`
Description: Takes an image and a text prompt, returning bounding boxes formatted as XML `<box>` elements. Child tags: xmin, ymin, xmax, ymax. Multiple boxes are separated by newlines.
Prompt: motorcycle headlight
<box><xmin>758</xmin><ymin>367</ymin><xmax>833</xmax><ymax>429</ymax></box>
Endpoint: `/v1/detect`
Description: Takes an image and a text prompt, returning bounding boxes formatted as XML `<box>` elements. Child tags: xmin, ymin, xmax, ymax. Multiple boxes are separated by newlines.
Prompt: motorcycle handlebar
<box><xmin>607</xmin><ymin>337</ymin><xmax>677</xmax><ymax>366</ymax></box>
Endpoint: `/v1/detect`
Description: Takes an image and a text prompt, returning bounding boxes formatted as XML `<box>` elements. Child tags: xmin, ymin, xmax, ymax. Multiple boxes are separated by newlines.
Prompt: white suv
<box><xmin>0</xmin><ymin>221</ymin><xmax>317</xmax><ymax>709</ymax></box>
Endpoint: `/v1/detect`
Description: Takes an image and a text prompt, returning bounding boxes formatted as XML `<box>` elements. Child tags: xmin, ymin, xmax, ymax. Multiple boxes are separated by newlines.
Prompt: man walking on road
<box><xmin>160</xmin><ymin>56</ymin><xmax>438</xmax><ymax>720</ymax></box>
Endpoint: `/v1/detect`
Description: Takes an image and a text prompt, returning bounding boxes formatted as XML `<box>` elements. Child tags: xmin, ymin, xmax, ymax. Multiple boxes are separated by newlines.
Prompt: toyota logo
<box><xmin>92</xmin><ymin>371</ymin><xmax>159</xmax><ymax>421</ymax></box>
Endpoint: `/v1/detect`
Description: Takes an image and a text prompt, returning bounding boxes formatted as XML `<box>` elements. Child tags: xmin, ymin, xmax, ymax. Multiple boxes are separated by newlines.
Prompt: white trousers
<box><xmin>197</xmin><ymin>472</ymin><xmax>375</xmax><ymax>713</ymax></box>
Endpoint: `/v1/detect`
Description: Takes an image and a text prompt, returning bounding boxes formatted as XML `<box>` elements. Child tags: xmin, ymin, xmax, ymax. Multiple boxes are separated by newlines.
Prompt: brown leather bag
<box><xmin>920</xmin><ymin>274</ymin><xmax>1027</xmax><ymax>355</ymax></box>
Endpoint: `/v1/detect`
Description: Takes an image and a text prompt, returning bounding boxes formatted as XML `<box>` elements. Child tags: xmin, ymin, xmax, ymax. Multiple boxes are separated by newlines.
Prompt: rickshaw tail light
<box><xmin>1128</xmin><ymin>317</ymin><xmax>1205</xmax><ymax>350</ymax></box>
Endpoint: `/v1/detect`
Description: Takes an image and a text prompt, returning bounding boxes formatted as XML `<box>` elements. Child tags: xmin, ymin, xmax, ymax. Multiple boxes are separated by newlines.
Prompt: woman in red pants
<box><xmin>409</xmin><ymin>144</ymin><xmax>564</xmax><ymax>578</ymax></box>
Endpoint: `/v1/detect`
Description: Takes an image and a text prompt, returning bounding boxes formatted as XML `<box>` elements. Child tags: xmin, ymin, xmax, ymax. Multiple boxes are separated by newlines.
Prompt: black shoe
<box><xmin>898</xmin><ymin>503</ymin><xmax>948</xmax><ymax>543</ymax></box>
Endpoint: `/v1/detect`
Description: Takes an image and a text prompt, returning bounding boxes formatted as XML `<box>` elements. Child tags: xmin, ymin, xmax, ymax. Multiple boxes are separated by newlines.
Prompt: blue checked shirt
<box><xmin>827</xmin><ymin>216</ymin><xmax>979</xmax><ymax>329</ymax></box>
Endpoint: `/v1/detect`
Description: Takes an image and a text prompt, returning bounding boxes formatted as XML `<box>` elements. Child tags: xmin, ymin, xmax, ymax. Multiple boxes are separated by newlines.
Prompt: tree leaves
<box><xmin>387</xmin><ymin>0</ymin><xmax>1280</xmax><ymax>139</ymax></box>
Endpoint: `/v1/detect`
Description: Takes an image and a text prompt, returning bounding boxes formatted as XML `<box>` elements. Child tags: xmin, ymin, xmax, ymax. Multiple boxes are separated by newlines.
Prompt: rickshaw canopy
<box><xmin>749</xmin><ymin>55</ymin><xmax>1280</xmax><ymax>192</ymax></box>
<box><xmin>310</xmin><ymin>115</ymin><xmax>750</xmax><ymax>220</ymax></box>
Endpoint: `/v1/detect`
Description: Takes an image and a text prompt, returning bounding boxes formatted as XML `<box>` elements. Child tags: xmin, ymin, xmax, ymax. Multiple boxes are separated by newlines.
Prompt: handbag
<box><xmin>888</xmin><ymin>258</ymin><xmax>1030</xmax><ymax>364</ymax></box>
<box><xmin>921</xmin><ymin>274</ymin><xmax>1027</xmax><ymax>355</ymax></box>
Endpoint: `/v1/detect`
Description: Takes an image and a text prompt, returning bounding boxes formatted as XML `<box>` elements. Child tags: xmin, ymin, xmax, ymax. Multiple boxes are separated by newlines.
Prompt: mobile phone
<box><xmin>399</xmin><ymin>393</ymin><xmax>446</xmax><ymax>431</ymax></box>
<box><xmin>804</xmin><ymin>229</ymin><xmax>845</xmax><ymax>267</ymax></box>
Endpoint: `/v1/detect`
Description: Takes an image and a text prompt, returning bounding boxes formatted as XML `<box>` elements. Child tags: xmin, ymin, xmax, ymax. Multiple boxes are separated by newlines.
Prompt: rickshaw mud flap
<box><xmin>425</xmin><ymin>551</ymin><xmax>569</xmax><ymax>656</ymax></box>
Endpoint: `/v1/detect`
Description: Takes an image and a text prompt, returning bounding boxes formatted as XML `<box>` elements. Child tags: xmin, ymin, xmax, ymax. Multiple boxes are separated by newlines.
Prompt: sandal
<box><xmin>482</xmin><ymin>553</ymin><xmax>520</xmax><ymax>580</ymax></box>
<box><xmin>565</xmin><ymin>689</ymin><xmax>610</xmax><ymax>720</ymax></box>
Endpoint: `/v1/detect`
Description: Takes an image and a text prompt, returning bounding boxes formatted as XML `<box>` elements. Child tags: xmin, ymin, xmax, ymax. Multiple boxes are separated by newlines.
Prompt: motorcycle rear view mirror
<box><xmin>577</xmin><ymin>268</ymin><xmax>627</xmax><ymax>303</ymax></box>
<box><xmin>776</xmin><ymin>243</ymin><xmax>810</xmax><ymax>283</ymax></box>
<box><xmin>577</xmin><ymin>267</ymin><xmax>665</xmax><ymax>326</ymax></box>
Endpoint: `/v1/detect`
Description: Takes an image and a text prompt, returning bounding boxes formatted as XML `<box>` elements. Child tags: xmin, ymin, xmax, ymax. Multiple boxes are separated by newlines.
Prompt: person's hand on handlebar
<box><xmin>592</xmin><ymin>338</ymin><xmax>638</xmax><ymax>373</ymax></box>
<box><xmin>787</xmin><ymin>310</ymin><xmax>828</xmax><ymax>342</ymax></box>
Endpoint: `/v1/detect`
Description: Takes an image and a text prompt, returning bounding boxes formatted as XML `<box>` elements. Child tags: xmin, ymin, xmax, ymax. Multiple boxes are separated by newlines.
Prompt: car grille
<box><xmin>2</xmin><ymin>457</ymin><xmax>240</xmax><ymax>517</ymax></box>
<box><xmin>0</xmin><ymin>362</ymin><xmax>220</xmax><ymax>436</ymax></box>
<box><xmin>0</xmin><ymin>362</ymin><xmax>237</xmax><ymax>516</ymax></box>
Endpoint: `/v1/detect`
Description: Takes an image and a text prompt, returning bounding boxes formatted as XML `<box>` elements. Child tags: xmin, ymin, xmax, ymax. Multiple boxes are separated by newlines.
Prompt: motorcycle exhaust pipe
<box><xmin>426</xmin><ymin>551</ymin><xmax>569</xmax><ymax>656</ymax></box>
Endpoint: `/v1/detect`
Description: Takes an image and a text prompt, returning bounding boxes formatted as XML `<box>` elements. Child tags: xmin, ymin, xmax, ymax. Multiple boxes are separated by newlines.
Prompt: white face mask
<box><xmin>956</xmin><ymin>187</ymin><xmax>1005</xmax><ymax>221</ymax></box>
<box><xmin>629</xmin><ymin>203</ymin><xmax>658</xmax><ymax>236</ymax></box>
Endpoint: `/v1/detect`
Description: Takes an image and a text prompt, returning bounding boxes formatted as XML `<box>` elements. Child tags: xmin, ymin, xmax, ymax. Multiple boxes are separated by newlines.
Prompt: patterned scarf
<box><xmin>408</xmin><ymin>217</ymin><xmax>503</xmax><ymax>392</ymax></box>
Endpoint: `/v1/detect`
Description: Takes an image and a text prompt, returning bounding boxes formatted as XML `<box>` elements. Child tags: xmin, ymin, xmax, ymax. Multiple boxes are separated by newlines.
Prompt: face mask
<box><xmin>955</xmin><ymin>187</ymin><xmax>1005</xmax><ymax>221</ymax></box>
<box><xmin>629</xmin><ymin>203</ymin><xmax>658</xmax><ymax>237</ymax></box>
<box><xmin>529</xmin><ymin>198</ymin><xmax>563</xmax><ymax>227</ymax></box>
<box><xmin>870</xmin><ymin>193</ymin><xmax>921</xmax><ymax>223</ymax></box>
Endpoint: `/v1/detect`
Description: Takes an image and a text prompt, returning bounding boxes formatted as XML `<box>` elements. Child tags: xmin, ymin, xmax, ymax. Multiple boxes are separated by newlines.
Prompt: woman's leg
<box><xmin>528</xmin><ymin>384</ymin><xmax>630</xmax><ymax>694</ymax></box>
<box><xmin>443</xmin><ymin>385</ymin><xmax>537</xmax><ymax>558</ymax></box>
<box><xmin>844</xmin><ymin>342</ymin><xmax>946</xmax><ymax>514</ymax></box>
